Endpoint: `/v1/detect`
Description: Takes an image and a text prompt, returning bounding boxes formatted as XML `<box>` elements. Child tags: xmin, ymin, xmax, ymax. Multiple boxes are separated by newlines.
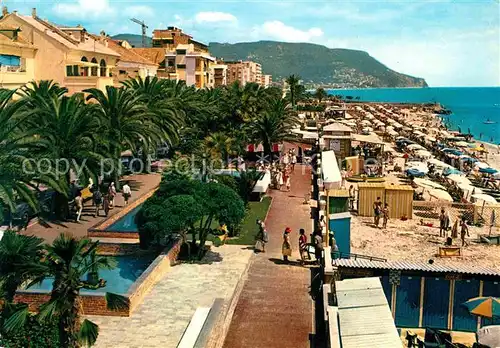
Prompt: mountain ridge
<box><xmin>111</xmin><ymin>34</ymin><xmax>428</xmax><ymax>88</ymax></box>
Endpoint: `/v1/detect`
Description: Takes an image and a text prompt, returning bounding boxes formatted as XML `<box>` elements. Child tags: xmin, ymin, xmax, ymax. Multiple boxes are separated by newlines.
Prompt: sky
<box><xmin>3</xmin><ymin>0</ymin><xmax>500</xmax><ymax>87</ymax></box>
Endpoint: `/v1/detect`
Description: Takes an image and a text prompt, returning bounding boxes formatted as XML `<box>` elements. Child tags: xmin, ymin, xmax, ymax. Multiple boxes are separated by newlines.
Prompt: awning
<box><xmin>322</xmin><ymin>150</ymin><xmax>342</xmax><ymax>190</ymax></box>
<box><xmin>68</xmin><ymin>61</ymin><xmax>100</xmax><ymax>67</ymax></box>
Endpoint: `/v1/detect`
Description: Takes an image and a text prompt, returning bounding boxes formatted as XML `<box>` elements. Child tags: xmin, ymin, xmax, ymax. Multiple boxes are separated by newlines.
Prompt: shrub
<box><xmin>0</xmin><ymin>314</ymin><xmax>60</xmax><ymax>348</ymax></box>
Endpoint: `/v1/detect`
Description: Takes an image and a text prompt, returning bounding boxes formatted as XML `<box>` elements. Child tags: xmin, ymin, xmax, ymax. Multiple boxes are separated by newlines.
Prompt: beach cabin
<box><xmin>358</xmin><ymin>183</ymin><xmax>413</xmax><ymax>219</ymax></box>
<box><xmin>322</xmin><ymin>150</ymin><xmax>352</xmax><ymax>258</ymax></box>
<box><xmin>332</xmin><ymin>259</ymin><xmax>500</xmax><ymax>332</ymax></box>
<box><xmin>322</xmin><ymin>123</ymin><xmax>353</xmax><ymax>161</ymax></box>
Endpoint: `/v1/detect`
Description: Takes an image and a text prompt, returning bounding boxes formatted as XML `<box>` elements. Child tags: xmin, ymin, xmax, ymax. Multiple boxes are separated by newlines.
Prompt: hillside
<box><xmin>111</xmin><ymin>34</ymin><xmax>152</xmax><ymax>48</ymax></box>
<box><xmin>209</xmin><ymin>41</ymin><xmax>428</xmax><ymax>88</ymax></box>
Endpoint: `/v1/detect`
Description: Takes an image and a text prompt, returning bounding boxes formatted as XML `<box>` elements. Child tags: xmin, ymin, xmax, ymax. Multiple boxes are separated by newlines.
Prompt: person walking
<box><xmin>285</xmin><ymin>173</ymin><xmax>291</xmax><ymax>192</ymax></box>
<box><xmin>92</xmin><ymin>189</ymin><xmax>103</xmax><ymax>217</ymax></box>
<box><xmin>460</xmin><ymin>218</ymin><xmax>469</xmax><ymax>246</ymax></box>
<box><xmin>122</xmin><ymin>182</ymin><xmax>131</xmax><ymax>205</ymax></box>
<box><xmin>103</xmin><ymin>194</ymin><xmax>110</xmax><ymax>217</ymax></box>
<box><xmin>373</xmin><ymin>197</ymin><xmax>382</xmax><ymax>227</ymax></box>
<box><xmin>74</xmin><ymin>191</ymin><xmax>83</xmax><ymax>222</ymax></box>
<box><xmin>439</xmin><ymin>208</ymin><xmax>450</xmax><ymax>237</ymax></box>
<box><xmin>255</xmin><ymin>219</ymin><xmax>268</xmax><ymax>252</ymax></box>
<box><xmin>290</xmin><ymin>151</ymin><xmax>297</xmax><ymax>171</ymax></box>
<box><xmin>382</xmin><ymin>203</ymin><xmax>390</xmax><ymax>229</ymax></box>
<box><xmin>108</xmin><ymin>182</ymin><xmax>116</xmax><ymax>208</ymax></box>
<box><xmin>348</xmin><ymin>185</ymin><xmax>355</xmax><ymax>210</ymax></box>
<box><xmin>314</xmin><ymin>230</ymin><xmax>324</xmax><ymax>265</ymax></box>
<box><xmin>282</xmin><ymin>227</ymin><xmax>292</xmax><ymax>262</ymax></box>
<box><xmin>299</xmin><ymin>228</ymin><xmax>309</xmax><ymax>265</ymax></box>
<box><xmin>282</xmin><ymin>171</ymin><xmax>289</xmax><ymax>192</ymax></box>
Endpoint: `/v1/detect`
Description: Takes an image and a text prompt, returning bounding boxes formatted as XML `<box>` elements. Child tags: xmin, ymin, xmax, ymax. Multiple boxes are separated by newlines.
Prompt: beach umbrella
<box><xmin>447</xmin><ymin>174</ymin><xmax>472</xmax><ymax>185</ymax></box>
<box><xmin>414</xmin><ymin>178</ymin><xmax>446</xmax><ymax>190</ymax></box>
<box><xmin>428</xmin><ymin>189</ymin><xmax>453</xmax><ymax>202</ymax></box>
<box><xmin>479</xmin><ymin>167</ymin><xmax>498</xmax><ymax>174</ymax></box>
<box><xmin>406</xmin><ymin>168</ymin><xmax>427</xmax><ymax>177</ymax></box>
<box><xmin>472</xmin><ymin>193</ymin><xmax>498</xmax><ymax>204</ymax></box>
<box><xmin>475</xmin><ymin>162</ymin><xmax>489</xmax><ymax>169</ymax></box>
<box><xmin>455</xmin><ymin>141</ymin><xmax>470</xmax><ymax>147</ymax></box>
<box><xmin>443</xmin><ymin>168</ymin><xmax>463</xmax><ymax>176</ymax></box>
<box><xmin>407</xmin><ymin>144</ymin><xmax>426</xmax><ymax>151</ymax></box>
<box><xmin>463</xmin><ymin>297</ymin><xmax>500</xmax><ymax>319</ymax></box>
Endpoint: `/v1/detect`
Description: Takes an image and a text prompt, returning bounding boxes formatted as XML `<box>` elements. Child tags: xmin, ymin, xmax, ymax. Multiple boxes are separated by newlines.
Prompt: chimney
<box><xmin>1</xmin><ymin>6</ymin><xmax>7</xmax><ymax>17</ymax></box>
<box><xmin>32</xmin><ymin>8</ymin><xmax>37</xmax><ymax>18</ymax></box>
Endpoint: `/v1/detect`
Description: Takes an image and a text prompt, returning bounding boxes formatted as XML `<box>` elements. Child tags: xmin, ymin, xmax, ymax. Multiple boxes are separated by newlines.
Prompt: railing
<box><xmin>334</xmin><ymin>251</ymin><xmax>387</xmax><ymax>262</ymax></box>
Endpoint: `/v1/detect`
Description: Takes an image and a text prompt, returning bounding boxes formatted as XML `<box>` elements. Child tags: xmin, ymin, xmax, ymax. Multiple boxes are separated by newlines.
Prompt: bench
<box><xmin>438</xmin><ymin>246</ymin><xmax>462</xmax><ymax>257</ymax></box>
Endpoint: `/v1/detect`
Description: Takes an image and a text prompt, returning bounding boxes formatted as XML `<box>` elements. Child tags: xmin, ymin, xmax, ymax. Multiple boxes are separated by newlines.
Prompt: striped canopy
<box><xmin>463</xmin><ymin>297</ymin><xmax>500</xmax><ymax>318</ymax></box>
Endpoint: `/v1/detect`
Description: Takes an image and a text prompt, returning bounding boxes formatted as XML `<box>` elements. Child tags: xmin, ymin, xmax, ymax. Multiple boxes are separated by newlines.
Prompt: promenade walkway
<box><xmin>223</xmin><ymin>163</ymin><xmax>314</xmax><ymax>348</ymax></box>
<box><xmin>20</xmin><ymin>173</ymin><xmax>161</xmax><ymax>243</ymax></box>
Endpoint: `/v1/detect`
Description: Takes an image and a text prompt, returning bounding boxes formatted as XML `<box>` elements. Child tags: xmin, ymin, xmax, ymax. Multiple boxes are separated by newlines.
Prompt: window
<box><xmin>119</xmin><ymin>70</ymin><xmax>127</xmax><ymax>75</ymax></box>
<box><xmin>100</xmin><ymin>59</ymin><xmax>107</xmax><ymax>77</ymax></box>
<box><xmin>91</xmin><ymin>58</ymin><xmax>98</xmax><ymax>76</ymax></box>
<box><xmin>0</xmin><ymin>54</ymin><xmax>20</xmax><ymax>67</ymax></box>
<box><xmin>176</xmin><ymin>64</ymin><xmax>186</xmax><ymax>69</ymax></box>
<box><xmin>167</xmin><ymin>59</ymin><xmax>175</xmax><ymax>67</ymax></box>
<box><xmin>176</xmin><ymin>49</ymin><xmax>186</xmax><ymax>55</ymax></box>
<box><xmin>66</xmin><ymin>65</ymin><xmax>79</xmax><ymax>76</ymax></box>
<box><xmin>80</xmin><ymin>56</ymin><xmax>89</xmax><ymax>76</ymax></box>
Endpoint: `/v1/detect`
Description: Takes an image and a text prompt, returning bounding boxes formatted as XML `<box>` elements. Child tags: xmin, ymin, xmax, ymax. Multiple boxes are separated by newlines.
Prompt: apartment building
<box><xmin>208</xmin><ymin>62</ymin><xmax>227</xmax><ymax>87</ymax></box>
<box><xmin>105</xmin><ymin>39</ymin><xmax>157</xmax><ymax>83</ymax></box>
<box><xmin>226</xmin><ymin>60</ymin><xmax>262</xmax><ymax>86</ymax></box>
<box><xmin>152</xmin><ymin>27</ymin><xmax>208</xmax><ymax>53</ymax></box>
<box><xmin>0</xmin><ymin>8</ymin><xmax>119</xmax><ymax>94</ymax></box>
<box><xmin>261</xmin><ymin>74</ymin><xmax>272</xmax><ymax>88</ymax></box>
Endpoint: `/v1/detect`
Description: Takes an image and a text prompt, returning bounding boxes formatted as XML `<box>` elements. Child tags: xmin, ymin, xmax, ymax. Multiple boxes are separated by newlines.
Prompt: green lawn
<box><xmin>225</xmin><ymin>196</ymin><xmax>272</xmax><ymax>245</ymax></box>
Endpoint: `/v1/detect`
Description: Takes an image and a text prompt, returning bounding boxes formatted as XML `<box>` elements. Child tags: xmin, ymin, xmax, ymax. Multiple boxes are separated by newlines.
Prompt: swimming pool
<box><xmin>105</xmin><ymin>205</ymin><xmax>142</xmax><ymax>232</ymax></box>
<box><xmin>26</xmin><ymin>254</ymin><xmax>155</xmax><ymax>294</ymax></box>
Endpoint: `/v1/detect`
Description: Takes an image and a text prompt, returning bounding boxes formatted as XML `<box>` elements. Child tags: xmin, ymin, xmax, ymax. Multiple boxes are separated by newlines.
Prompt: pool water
<box><xmin>105</xmin><ymin>205</ymin><xmax>142</xmax><ymax>232</ymax></box>
<box><xmin>26</xmin><ymin>255</ymin><xmax>155</xmax><ymax>294</ymax></box>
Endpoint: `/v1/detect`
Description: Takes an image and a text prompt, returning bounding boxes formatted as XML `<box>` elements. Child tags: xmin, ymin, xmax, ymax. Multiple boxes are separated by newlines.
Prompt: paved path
<box><xmin>20</xmin><ymin>174</ymin><xmax>161</xmax><ymax>243</ymax></box>
<box><xmin>90</xmin><ymin>245</ymin><xmax>253</xmax><ymax>347</ymax></box>
<box><xmin>223</xmin><ymin>163</ymin><xmax>314</xmax><ymax>348</ymax></box>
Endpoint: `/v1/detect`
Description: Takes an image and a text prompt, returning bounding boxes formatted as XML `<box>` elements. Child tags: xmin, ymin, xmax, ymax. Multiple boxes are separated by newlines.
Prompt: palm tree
<box><xmin>249</xmin><ymin>98</ymin><xmax>299</xmax><ymax>158</ymax></box>
<box><xmin>40</xmin><ymin>235</ymin><xmax>126</xmax><ymax>347</ymax></box>
<box><xmin>85</xmin><ymin>86</ymin><xmax>160</xmax><ymax>189</ymax></box>
<box><xmin>204</xmin><ymin>132</ymin><xmax>235</xmax><ymax>163</ymax></box>
<box><xmin>315</xmin><ymin>87</ymin><xmax>328</xmax><ymax>103</ymax></box>
<box><xmin>285</xmin><ymin>74</ymin><xmax>301</xmax><ymax>109</ymax></box>
<box><xmin>0</xmin><ymin>231</ymin><xmax>44</xmax><ymax>302</ymax></box>
<box><xmin>0</xmin><ymin>88</ymin><xmax>53</xmax><ymax>221</ymax></box>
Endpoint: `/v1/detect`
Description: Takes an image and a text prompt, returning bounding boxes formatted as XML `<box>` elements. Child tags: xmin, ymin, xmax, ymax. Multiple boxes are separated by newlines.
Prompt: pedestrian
<box><xmin>314</xmin><ymin>230</ymin><xmax>324</xmax><ymax>265</ymax></box>
<box><xmin>348</xmin><ymin>185</ymin><xmax>355</xmax><ymax>210</ymax></box>
<box><xmin>122</xmin><ymin>182</ymin><xmax>131</xmax><ymax>205</ymax></box>
<box><xmin>255</xmin><ymin>219</ymin><xmax>268</xmax><ymax>252</ymax></box>
<box><xmin>290</xmin><ymin>151</ymin><xmax>297</xmax><ymax>171</ymax></box>
<box><xmin>278</xmin><ymin>169</ymin><xmax>284</xmax><ymax>190</ymax></box>
<box><xmin>439</xmin><ymin>208</ymin><xmax>450</xmax><ymax>237</ymax></box>
<box><xmin>103</xmin><ymin>194</ymin><xmax>110</xmax><ymax>217</ymax></box>
<box><xmin>329</xmin><ymin>230</ymin><xmax>339</xmax><ymax>259</ymax></box>
<box><xmin>382</xmin><ymin>203</ymin><xmax>389</xmax><ymax>229</ymax></box>
<box><xmin>92</xmin><ymin>189</ymin><xmax>103</xmax><ymax>217</ymax></box>
<box><xmin>285</xmin><ymin>173</ymin><xmax>291</xmax><ymax>192</ymax></box>
<box><xmin>299</xmin><ymin>228</ymin><xmax>309</xmax><ymax>264</ymax></box>
<box><xmin>373</xmin><ymin>197</ymin><xmax>382</xmax><ymax>227</ymax></box>
<box><xmin>282</xmin><ymin>227</ymin><xmax>292</xmax><ymax>262</ymax></box>
<box><xmin>282</xmin><ymin>171</ymin><xmax>289</xmax><ymax>192</ymax></box>
<box><xmin>108</xmin><ymin>182</ymin><xmax>116</xmax><ymax>208</ymax></box>
<box><xmin>74</xmin><ymin>191</ymin><xmax>83</xmax><ymax>222</ymax></box>
<box><xmin>460</xmin><ymin>217</ymin><xmax>469</xmax><ymax>246</ymax></box>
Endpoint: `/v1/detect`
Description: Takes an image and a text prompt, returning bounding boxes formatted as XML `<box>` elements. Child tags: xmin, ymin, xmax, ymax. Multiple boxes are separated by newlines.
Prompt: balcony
<box><xmin>63</xmin><ymin>76</ymin><xmax>114</xmax><ymax>94</ymax></box>
<box><xmin>0</xmin><ymin>65</ymin><xmax>33</xmax><ymax>88</ymax></box>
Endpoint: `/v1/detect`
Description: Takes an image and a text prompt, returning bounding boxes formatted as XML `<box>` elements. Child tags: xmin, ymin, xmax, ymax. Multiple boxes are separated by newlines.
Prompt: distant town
<box><xmin>0</xmin><ymin>7</ymin><xmax>274</xmax><ymax>92</ymax></box>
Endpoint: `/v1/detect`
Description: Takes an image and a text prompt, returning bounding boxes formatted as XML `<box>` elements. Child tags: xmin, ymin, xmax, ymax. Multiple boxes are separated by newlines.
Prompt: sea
<box><xmin>326</xmin><ymin>87</ymin><xmax>500</xmax><ymax>144</ymax></box>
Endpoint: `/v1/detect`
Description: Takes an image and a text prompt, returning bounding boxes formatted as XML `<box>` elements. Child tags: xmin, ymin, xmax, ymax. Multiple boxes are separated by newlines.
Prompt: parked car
<box><xmin>1</xmin><ymin>189</ymin><xmax>56</xmax><ymax>227</ymax></box>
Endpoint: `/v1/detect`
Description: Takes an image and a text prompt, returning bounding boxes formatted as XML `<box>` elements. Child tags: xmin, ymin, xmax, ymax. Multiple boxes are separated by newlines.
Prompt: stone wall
<box><xmin>14</xmin><ymin>291</ymin><xmax>130</xmax><ymax>317</ymax></box>
<box><xmin>96</xmin><ymin>242</ymin><xmax>141</xmax><ymax>255</ymax></box>
<box><xmin>88</xmin><ymin>230</ymin><xmax>139</xmax><ymax>239</ymax></box>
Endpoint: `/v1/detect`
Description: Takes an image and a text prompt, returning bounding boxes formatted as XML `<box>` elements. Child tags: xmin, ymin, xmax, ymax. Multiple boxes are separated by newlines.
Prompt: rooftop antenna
<box><xmin>130</xmin><ymin>18</ymin><xmax>148</xmax><ymax>47</ymax></box>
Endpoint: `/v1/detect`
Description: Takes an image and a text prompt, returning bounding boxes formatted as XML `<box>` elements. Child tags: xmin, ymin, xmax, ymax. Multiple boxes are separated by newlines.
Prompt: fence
<box><xmin>413</xmin><ymin>201</ymin><xmax>500</xmax><ymax>234</ymax></box>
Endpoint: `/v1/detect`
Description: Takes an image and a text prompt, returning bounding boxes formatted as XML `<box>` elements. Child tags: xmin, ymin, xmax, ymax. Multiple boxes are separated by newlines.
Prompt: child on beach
<box><xmin>382</xmin><ymin>203</ymin><xmax>389</xmax><ymax>229</ymax></box>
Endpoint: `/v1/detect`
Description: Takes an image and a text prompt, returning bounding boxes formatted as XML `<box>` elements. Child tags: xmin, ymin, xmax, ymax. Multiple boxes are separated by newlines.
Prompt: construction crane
<box><xmin>130</xmin><ymin>18</ymin><xmax>148</xmax><ymax>48</ymax></box>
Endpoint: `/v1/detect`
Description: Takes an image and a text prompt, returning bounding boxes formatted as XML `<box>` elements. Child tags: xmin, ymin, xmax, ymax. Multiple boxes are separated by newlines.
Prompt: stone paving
<box><xmin>223</xmin><ymin>161</ymin><xmax>314</xmax><ymax>348</ymax></box>
<box><xmin>20</xmin><ymin>174</ymin><xmax>161</xmax><ymax>243</ymax></box>
<box><xmin>89</xmin><ymin>245</ymin><xmax>253</xmax><ymax>348</ymax></box>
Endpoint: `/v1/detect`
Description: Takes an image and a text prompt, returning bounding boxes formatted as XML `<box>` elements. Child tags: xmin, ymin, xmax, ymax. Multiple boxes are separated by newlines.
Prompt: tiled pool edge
<box><xmin>14</xmin><ymin>239</ymin><xmax>182</xmax><ymax>317</ymax></box>
<box><xmin>87</xmin><ymin>186</ymin><xmax>158</xmax><ymax>239</ymax></box>
<box><xmin>127</xmin><ymin>239</ymin><xmax>182</xmax><ymax>313</ymax></box>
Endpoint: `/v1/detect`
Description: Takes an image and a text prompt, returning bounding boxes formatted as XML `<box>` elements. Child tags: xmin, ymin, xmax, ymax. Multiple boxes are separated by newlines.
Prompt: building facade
<box><xmin>261</xmin><ymin>74</ymin><xmax>272</xmax><ymax>88</ymax></box>
<box><xmin>105</xmin><ymin>39</ymin><xmax>157</xmax><ymax>83</ymax></box>
<box><xmin>226</xmin><ymin>60</ymin><xmax>262</xmax><ymax>86</ymax></box>
<box><xmin>208</xmin><ymin>62</ymin><xmax>227</xmax><ymax>87</ymax></box>
<box><xmin>0</xmin><ymin>8</ymin><xmax>119</xmax><ymax>94</ymax></box>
